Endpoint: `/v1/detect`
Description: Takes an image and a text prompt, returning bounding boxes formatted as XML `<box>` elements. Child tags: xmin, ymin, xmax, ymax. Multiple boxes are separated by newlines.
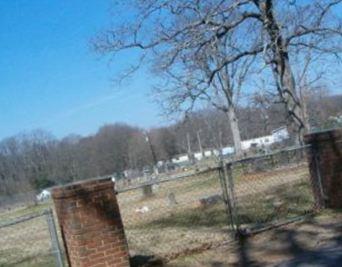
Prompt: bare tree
<box><xmin>254</xmin><ymin>0</ymin><xmax>341</xmax><ymax>143</ymax></box>
<box><xmin>154</xmin><ymin>33</ymin><xmax>255</xmax><ymax>155</ymax></box>
<box><xmin>128</xmin><ymin>131</ymin><xmax>153</xmax><ymax>170</ymax></box>
<box><xmin>149</xmin><ymin>127</ymin><xmax>179</xmax><ymax>161</ymax></box>
<box><xmin>92</xmin><ymin>0</ymin><xmax>341</xmax><ymax>145</ymax></box>
<box><xmin>92</xmin><ymin>1</ymin><xmax>263</xmax><ymax>155</ymax></box>
<box><xmin>2</xmin><ymin>93</ymin><xmax>342</xmax><ymax>197</ymax></box>
<box><xmin>251</xmin><ymin>90</ymin><xmax>273</xmax><ymax>135</ymax></box>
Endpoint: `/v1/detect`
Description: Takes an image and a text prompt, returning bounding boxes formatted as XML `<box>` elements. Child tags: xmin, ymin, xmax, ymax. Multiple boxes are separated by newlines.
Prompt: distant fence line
<box><xmin>115</xmin><ymin>144</ymin><xmax>313</xmax><ymax>192</ymax></box>
<box><xmin>113</xmin><ymin>144</ymin><xmax>320</xmax><ymax>261</ymax></box>
<box><xmin>0</xmin><ymin>142</ymin><xmax>328</xmax><ymax>266</ymax></box>
<box><xmin>0</xmin><ymin>208</ymin><xmax>65</xmax><ymax>267</ymax></box>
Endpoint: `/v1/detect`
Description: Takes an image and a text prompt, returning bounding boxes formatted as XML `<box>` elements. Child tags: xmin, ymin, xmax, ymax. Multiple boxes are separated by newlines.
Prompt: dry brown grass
<box><xmin>118</xmin><ymin>163</ymin><xmax>314</xmax><ymax>261</ymax></box>
<box><xmin>0</xmin><ymin>162</ymin><xmax>314</xmax><ymax>266</ymax></box>
<box><xmin>0</xmin><ymin>214</ymin><xmax>56</xmax><ymax>267</ymax></box>
<box><xmin>118</xmin><ymin>170</ymin><xmax>231</xmax><ymax>259</ymax></box>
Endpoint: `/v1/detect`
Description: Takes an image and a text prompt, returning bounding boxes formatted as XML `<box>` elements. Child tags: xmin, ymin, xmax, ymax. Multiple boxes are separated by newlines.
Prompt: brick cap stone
<box><xmin>52</xmin><ymin>177</ymin><xmax>115</xmax><ymax>199</ymax></box>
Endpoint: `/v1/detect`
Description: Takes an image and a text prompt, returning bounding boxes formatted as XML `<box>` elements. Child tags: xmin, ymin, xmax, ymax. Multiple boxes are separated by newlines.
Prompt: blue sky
<box><xmin>0</xmin><ymin>1</ymin><xmax>341</xmax><ymax>140</ymax></box>
<box><xmin>0</xmin><ymin>0</ymin><xmax>162</xmax><ymax>140</ymax></box>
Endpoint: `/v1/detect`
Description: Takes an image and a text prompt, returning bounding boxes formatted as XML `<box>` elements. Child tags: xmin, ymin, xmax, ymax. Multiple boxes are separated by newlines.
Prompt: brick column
<box><xmin>304</xmin><ymin>128</ymin><xmax>342</xmax><ymax>209</ymax></box>
<box><xmin>52</xmin><ymin>178</ymin><xmax>130</xmax><ymax>267</ymax></box>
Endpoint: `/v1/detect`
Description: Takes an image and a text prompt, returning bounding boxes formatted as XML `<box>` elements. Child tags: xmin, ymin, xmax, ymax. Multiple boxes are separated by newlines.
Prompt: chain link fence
<box><xmin>0</xmin><ymin>191</ymin><xmax>38</xmax><ymax>215</ymax></box>
<box><xmin>116</xmin><ymin>167</ymin><xmax>232</xmax><ymax>262</ymax></box>
<box><xmin>0</xmin><ymin>208</ymin><xmax>65</xmax><ymax>267</ymax></box>
<box><xmin>114</xmin><ymin>145</ymin><xmax>321</xmax><ymax>262</ymax></box>
<box><xmin>0</xmin><ymin>145</ymin><xmax>321</xmax><ymax>266</ymax></box>
<box><xmin>224</xmin><ymin>145</ymin><xmax>319</xmax><ymax>234</ymax></box>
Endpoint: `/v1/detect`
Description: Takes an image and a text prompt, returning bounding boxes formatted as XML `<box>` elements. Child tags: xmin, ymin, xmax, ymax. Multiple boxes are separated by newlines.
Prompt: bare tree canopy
<box><xmin>92</xmin><ymin>0</ymin><xmax>342</xmax><ymax>145</ymax></box>
<box><xmin>1</xmin><ymin>92</ymin><xmax>341</xmax><ymax>197</ymax></box>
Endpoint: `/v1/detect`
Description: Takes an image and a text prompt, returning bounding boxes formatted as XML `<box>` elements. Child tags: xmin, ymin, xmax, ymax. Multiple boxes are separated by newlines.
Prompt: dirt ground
<box><xmin>0</xmin><ymin>214</ymin><xmax>55</xmax><ymax>267</ymax></box>
<box><xmin>162</xmin><ymin>210</ymin><xmax>342</xmax><ymax>267</ymax></box>
<box><xmin>0</xmin><ymin>162</ymin><xmax>323</xmax><ymax>267</ymax></box>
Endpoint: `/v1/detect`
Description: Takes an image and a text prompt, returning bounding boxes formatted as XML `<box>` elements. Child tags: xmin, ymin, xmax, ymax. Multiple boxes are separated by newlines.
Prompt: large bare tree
<box><xmin>92</xmin><ymin>1</ymin><xmax>263</xmax><ymax>155</ymax></box>
<box><xmin>253</xmin><ymin>0</ymin><xmax>341</xmax><ymax>143</ymax></box>
<box><xmin>93</xmin><ymin>0</ymin><xmax>341</xmax><ymax>145</ymax></box>
<box><xmin>153</xmin><ymin>32</ymin><xmax>255</xmax><ymax>155</ymax></box>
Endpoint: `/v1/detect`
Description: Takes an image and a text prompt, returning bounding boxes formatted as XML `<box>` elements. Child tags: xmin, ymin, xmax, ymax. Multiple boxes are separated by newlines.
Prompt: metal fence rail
<box><xmin>115</xmin><ymin>145</ymin><xmax>320</xmax><ymax>261</ymax></box>
<box><xmin>224</xmin><ymin>145</ymin><xmax>319</xmax><ymax>234</ymax></box>
<box><xmin>0</xmin><ymin>191</ymin><xmax>38</xmax><ymax>214</ymax></box>
<box><xmin>0</xmin><ymin>145</ymin><xmax>320</xmax><ymax>265</ymax></box>
<box><xmin>0</xmin><ymin>209</ymin><xmax>64</xmax><ymax>267</ymax></box>
<box><xmin>117</xmin><ymin>167</ymin><xmax>232</xmax><ymax>261</ymax></box>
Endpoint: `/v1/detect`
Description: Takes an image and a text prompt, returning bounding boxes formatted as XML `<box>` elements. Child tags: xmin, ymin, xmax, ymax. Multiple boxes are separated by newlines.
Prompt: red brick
<box><xmin>305</xmin><ymin>128</ymin><xmax>342</xmax><ymax>209</ymax></box>
<box><xmin>52</xmin><ymin>178</ymin><xmax>130</xmax><ymax>267</ymax></box>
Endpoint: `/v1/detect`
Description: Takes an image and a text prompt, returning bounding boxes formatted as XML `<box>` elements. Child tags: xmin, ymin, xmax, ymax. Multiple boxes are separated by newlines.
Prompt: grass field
<box><xmin>117</xmin><ymin>162</ymin><xmax>315</xmax><ymax>261</ymax></box>
<box><xmin>0</xmin><ymin>160</ymin><xmax>315</xmax><ymax>266</ymax></box>
<box><xmin>0</xmin><ymin>210</ymin><xmax>56</xmax><ymax>267</ymax></box>
<box><xmin>117</xmin><ymin>169</ymin><xmax>231</xmax><ymax>260</ymax></box>
<box><xmin>232</xmin><ymin>163</ymin><xmax>315</xmax><ymax>229</ymax></box>
<box><xmin>0</xmin><ymin>202</ymin><xmax>51</xmax><ymax>225</ymax></box>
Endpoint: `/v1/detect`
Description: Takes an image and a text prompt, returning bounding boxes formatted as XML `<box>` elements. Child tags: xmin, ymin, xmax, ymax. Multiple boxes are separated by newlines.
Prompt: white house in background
<box><xmin>204</xmin><ymin>150</ymin><xmax>213</xmax><ymax>157</ymax></box>
<box><xmin>36</xmin><ymin>189</ymin><xmax>51</xmax><ymax>202</ymax></box>
<box><xmin>171</xmin><ymin>154</ymin><xmax>190</xmax><ymax>164</ymax></box>
<box><xmin>241</xmin><ymin>135</ymin><xmax>274</xmax><ymax>150</ymax></box>
<box><xmin>193</xmin><ymin>152</ymin><xmax>204</xmax><ymax>161</ymax></box>
<box><xmin>171</xmin><ymin>126</ymin><xmax>289</xmax><ymax>164</ymax></box>
<box><xmin>222</xmin><ymin>146</ymin><xmax>235</xmax><ymax>155</ymax></box>
<box><xmin>272</xmin><ymin>126</ymin><xmax>289</xmax><ymax>142</ymax></box>
<box><xmin>193</xmin><ymin>149</ymin><xmax>218</xmax><ymax>160</ymax></box>
<box><xmin>240</xmin><ymin>126</ymin><xmax>289</xmax><ymax>150</ymax></box>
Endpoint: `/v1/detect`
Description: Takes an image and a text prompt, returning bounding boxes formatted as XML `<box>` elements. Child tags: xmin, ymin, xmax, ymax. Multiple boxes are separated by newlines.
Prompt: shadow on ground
<box><xmin>231</xmin><ymin>214</ymin><xmax>341</xmax><ymax>267</ymax></box>
<box><xmin>159</xmin><ymin>211</ymin><xmax>342</xmax><ymax>267</ymax></box>
<box><xmin>130</xmin><ymin>255</ymin><xmax>165</xmax><ymax>267</ymax></box>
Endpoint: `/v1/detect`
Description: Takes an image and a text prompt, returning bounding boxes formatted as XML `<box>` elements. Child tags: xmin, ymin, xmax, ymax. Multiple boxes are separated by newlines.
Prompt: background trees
<box><xmin>0</xmin><ymin>1</ymin><xmax>341</xmax><ymax>197</ymax></box>
<box><xmin>0</xmin><ymin>91</ymin><xmax>341</xmax><ymax>197</ymax></box>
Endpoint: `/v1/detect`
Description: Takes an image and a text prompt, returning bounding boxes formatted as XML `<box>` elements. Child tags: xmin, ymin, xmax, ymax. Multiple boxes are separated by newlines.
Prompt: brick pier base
<box><xmin>52</xmin><ymin>178</ymin><xmax>130</xmax><ymax>267</ymax></box>
<box><xmin>305</xmin><ymin>128</ymin><xmax>342</xmax><ymax>209</ymax></box>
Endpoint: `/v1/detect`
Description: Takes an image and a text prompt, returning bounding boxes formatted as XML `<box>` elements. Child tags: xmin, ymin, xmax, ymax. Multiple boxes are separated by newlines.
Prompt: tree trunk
<box><xmin>261</xmin><ymin>111</ymin><xmax>270</xmax><ymax>135</ymax></box>
<box><xmin>299</xmin><ymin>85</ymin><xmax>311</xmax><ymax>133</ymax></box>
<box><xmin>277</xmin><ymin>58</ymin><xmax>305</xmax><ymax>145</ymax></box>
<box><xmin>226</xmin><ymin>105</ymin><xmax>243</xmax><ymax>156</ymax></box>
<box><xmin>197</xmin><ymin>131</ymin><xmax>205</xmax><ymax>158</ymax></box>
<box><xmin>258</xmin><ymin>0</ymin><xmax>306</xmax><ymax>145</ymax></box>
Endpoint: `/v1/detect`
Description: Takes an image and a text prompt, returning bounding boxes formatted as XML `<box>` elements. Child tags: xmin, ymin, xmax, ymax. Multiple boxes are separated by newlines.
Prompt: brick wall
<box><xmin>305</xmin><ymin>128</ymin><xmax>342</xmax><ymax>209</ymax></box>
<box><xmin>52</xmin><ymin>178</ymin><xmax>130</xmax><ymax>267</ymax></box>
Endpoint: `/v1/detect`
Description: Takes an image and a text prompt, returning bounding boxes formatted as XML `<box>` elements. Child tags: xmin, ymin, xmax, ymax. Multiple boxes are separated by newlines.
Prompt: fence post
<box><xmin>270</xmin><ymin>154</ymin><xmax>275</xmax><ymax>168</ymax></box>
<box><xmin>218</xmin><ymin>161</ymin><xmax>235</xmax><ymax>233</ymax></box>
<box><xmin>45</xmin><ymin>209</ymin><xmax>64</xmax><ymax>267</ymax></box>
<box><xmin>224</xmin><ymin>162</ymin><xmax>240</xmax><ymax>233</ymax></box>
<box><xmin>312</xmin><ymin>149</ymin><xmax>327</xmax><ymax>209</ymax></box>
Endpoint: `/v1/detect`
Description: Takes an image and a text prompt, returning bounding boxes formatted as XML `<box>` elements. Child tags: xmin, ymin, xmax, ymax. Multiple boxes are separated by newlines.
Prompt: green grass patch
<box><xmin>129</xmin><ymin>203</ymin><xmax>229</xmax><ymax>231</ymax></box>
<box><xmin>236</xmin><ymin>180</ymin><xmax>315</xmax><ymax>226</ymax></box>
<box><xmin>0</xmin><ymin>202</ymin><xmax>52</xmax><ymax>224</ymax></box>
<box><xmin>0</xmin><ymin>253</ymin><xmax>56</xmax><ymax>267</ymax></box>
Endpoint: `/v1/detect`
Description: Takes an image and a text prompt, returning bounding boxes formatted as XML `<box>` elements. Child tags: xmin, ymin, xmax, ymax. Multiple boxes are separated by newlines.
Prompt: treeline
<box><xmin>1</xmin><ymin>93</ymin><xmax>341</xmax><ymax>196</ymax></box>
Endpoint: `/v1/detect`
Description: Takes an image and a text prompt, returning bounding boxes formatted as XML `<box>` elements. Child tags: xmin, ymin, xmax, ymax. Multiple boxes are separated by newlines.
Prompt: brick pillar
<box><xmin>304</xmin><ymin>128</ymin><xmax>342</xmax><ymax>209</ymax></box>
<box><xmin>52</xmin><ymin>178</ymin><xmax>130</xmax><ymax>267</ymax></box>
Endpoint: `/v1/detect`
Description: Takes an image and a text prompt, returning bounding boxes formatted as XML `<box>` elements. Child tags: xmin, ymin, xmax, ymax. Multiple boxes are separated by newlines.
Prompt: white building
<box><xmin>171</xmin><ymin>126</ymin><xmax>289</xmax><ymax>163</ymax></box>
<box><xmin>241</xmin><ymin>135</ymin><xmax>274</xmax><ymax>150</ymax></box>
<box><xmin>272</xmin><ymin>126</ymin><xmax>289</xmax><ymax>142</ymax></box>
<box><xmin>171</xmin><ymin>154</ymin><xmax>190</xmax><ymax>164</ymax></box>
<box><xmin>36</xmin><ymin>189</ymin><xmax>51</xmax><ymax>202</ymax></box>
